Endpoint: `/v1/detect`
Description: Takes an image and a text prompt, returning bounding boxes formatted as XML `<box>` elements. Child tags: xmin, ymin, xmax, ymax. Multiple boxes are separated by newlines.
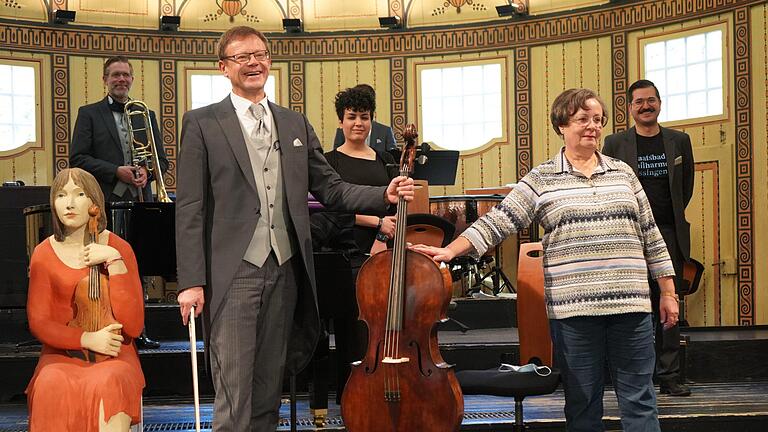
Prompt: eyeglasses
<box><xmin>221</xmin><ymin>50</ymin><xmax>271</xmax><ymax>64</ymax></box>
<box><xmin>571</xmin><ymin>115</ymin><xmax>608</xmax><ymax>128</ymax></box>
<box><xmin>630</xmin><ymin>97</ymin><xmax>659</xmax><ymax>107</ymax></box>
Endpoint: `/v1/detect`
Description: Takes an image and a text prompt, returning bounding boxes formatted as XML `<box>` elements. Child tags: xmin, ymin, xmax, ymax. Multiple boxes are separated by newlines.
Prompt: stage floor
<box><xmin>2</xmin><ymin>381</ymin><xmax>767</xmax><ymax>431</ymax></box>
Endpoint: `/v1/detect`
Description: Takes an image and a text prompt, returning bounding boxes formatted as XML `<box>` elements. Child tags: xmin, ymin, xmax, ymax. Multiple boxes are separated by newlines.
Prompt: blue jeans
<box><xmin>549</xmin><ymin>313</ymin><xmax>659</xmax><ymax>432</ymax></box>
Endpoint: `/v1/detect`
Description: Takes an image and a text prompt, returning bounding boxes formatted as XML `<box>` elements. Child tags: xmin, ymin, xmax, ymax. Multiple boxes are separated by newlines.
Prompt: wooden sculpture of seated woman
<box><xmin>25</xmin><ymin>168</ymin><xmax>145</xmax><ymax>432</ymax></box>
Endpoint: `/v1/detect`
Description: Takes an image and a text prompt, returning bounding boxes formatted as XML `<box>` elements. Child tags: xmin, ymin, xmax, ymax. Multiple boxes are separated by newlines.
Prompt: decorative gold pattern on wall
<box><xmin>0</xmin><ymin>0</ymin><xmax>47</xmax><ymax>21</ymax></box>
<box><xmin>289</xmin><ymin>60</ymin><xmax>304</xmax><ymax>113</ymax></box>
<box><xmin>161</xmin><ymin>0</ymin><xmax>173</xmax><ymax>16</ymax></box>
<box><xmin>160</xmin><ymin>59</ymin><xmax>177</xmax><ymax>191</ymax></box>
<box><xmin>53</xmin><ymin>54</ymin><xmax>70</xmax><ymax>172</ymax></box>
<box><xmin>513</xmin><ymin>46</ymin><xmax>532</xmax><ymax>244</ymax></box>
<box><xmin>179</xmin><ymin>0</ymin><xmax>281</xmax><ymax>31</ymax></box>
<box><xmin>390</xmin><ymin>56</ymin><xmax>406</xmax><ymax>142</ymax></box>
<box><xmin>611</xmin><ymin>32</ymin><xmax>628</xmax><ymax>132</ymax></box>
<box><xmin>4</xmin><ymin>0</ymin><xmax>765</xmax><ymax>60</ymax></box>
<box><xmin>734</xmin><ymin>6</ymin><xmax>754</xmax><ymax>325</ymax></box>
<box><xmin>288</xmin><ymin>0</ymin><xmax>302</xmax><ymax>19</ymax></box>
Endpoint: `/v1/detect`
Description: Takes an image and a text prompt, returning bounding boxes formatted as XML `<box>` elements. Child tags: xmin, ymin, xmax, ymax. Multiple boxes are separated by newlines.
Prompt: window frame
<box><xmin>0</xmin><ymin>57</ymin><xmax>44</xmax><ymax>158</ymax></box>
<box><xmin>414</xmin><ymin>56</ymin><xmax>509</xmax><ymax>155</ymax></box>
<box><xmin>637</xmin><ymin>21</ymin><xmax>730</xmax><ymax>128</ymax></box>
<box><xmin>184</xmin><ymin>65</ymin><xmax>284</xmax><ymax>112</ymax></box>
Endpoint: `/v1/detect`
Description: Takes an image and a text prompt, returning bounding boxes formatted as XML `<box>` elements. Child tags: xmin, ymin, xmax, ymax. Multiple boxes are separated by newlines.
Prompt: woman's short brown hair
<box><xmin>549</xmin><ymin>88</ymin><xmax>608</xmax><ymax>136</ymax></box>
<box><xmin>50</xmin><ymin>168</ymin><xmax>107</xmax><ymax>242</ymax></box>
<box><xmin>217</xmin><ymin>26</ymin><xmax>269</xmax><ymax>60</ymax></box>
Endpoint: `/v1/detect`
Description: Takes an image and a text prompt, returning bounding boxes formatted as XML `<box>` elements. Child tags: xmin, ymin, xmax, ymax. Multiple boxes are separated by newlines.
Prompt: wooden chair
<box><xmin>516</xmin><ymin>242</ymin><xmax>552</xmax><ymax>366</ymax></box>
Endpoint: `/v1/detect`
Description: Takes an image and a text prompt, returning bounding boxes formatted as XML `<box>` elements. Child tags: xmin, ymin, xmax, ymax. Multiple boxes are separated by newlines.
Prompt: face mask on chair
<box><xmin>499</xmin><ymin>363</ymin><xmax>552</xmax><ymax>377</ymax></box>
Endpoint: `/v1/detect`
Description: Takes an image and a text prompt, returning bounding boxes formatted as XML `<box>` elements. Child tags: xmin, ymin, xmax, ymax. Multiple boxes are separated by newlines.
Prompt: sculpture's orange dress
<box><xmin>26</xmin><ymin>233</ymin><xmax>145</xmax><ymax>432</ymax></box>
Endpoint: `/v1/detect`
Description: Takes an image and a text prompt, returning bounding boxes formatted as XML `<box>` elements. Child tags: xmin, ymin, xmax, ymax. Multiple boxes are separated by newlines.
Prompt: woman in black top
<box><xmin>324</xmin><ymin>86</ymin><xmax>399</xmax><ymax>254</ymax></box>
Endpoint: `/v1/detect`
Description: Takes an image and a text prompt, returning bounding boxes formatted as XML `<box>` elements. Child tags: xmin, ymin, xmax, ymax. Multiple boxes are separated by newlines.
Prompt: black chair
<box><xmin>455</xmin><ymin>242</ymin><xmax>561</xmax><ymax>430</ymax></box>
<box><xmin>405</xmin><ymin>213</ymin><xmax>455</xmax><ymax>247</ymax></box>
<box><xmin>679</xmin><ymin>258</ymin><xmax>704</xmax><ymax>327</ymax></box>
<box><xmin>457</xmin><ymin>367</ymin><xmax>560</xmax><ymax>431</ymax></box>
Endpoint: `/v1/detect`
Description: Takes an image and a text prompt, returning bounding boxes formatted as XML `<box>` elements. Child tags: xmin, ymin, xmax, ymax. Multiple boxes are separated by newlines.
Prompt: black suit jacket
<box><xmin>602</xmin><ymin>126</ymin><xmax>694</xmax><ymax>259</ymax></box>
<box><xmin>333</xmin><ymin>120</ymin><xmax>397</xmax><ymax>153</ymax></box>
<box><xmin>70</xmin><ymin>96</ymin><xmax>169</xmax><ymax>202</ymax></box>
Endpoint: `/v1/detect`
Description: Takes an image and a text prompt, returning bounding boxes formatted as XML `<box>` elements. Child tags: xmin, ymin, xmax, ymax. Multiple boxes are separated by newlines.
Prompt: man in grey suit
<box><xmin>332</xmin><ymin>84</ymin><xmax>397</xmax><ymax>153</ymax></box>
<box><xmin>70</xmin><ymin>56</ymin><xmax>169</xmax><ymax>203</ymax></box>
<box><xmin>603</xmin><ymin>79</ymin><xmax>694</xmax><ymax>397</ymax></box>
<box><xmin>175</xmin><ymin>26</ymin><xmax>413</xmax><ymax>431</ymax></box>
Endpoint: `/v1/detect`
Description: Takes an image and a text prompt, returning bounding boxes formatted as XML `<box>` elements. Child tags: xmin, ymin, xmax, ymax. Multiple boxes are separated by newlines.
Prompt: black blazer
<box><xmin>602</xmin><ymin>126</ymin><xmax>694</xmax><ymax>259</ymax></box>
<box><xmin>333</xmin><ymin>120</ymin><xmax>397</xmax><ymax>153</ymax></box>
<box><xmin>70</xmin><ymin>96</ymin><xmax>169</xmax><ymax>202</ymax></box>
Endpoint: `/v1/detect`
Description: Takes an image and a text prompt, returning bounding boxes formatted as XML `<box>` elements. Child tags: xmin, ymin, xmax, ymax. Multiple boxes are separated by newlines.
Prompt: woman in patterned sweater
<box><xmin>413</xmin><ymin>88</ymin><xmax>679</xmax><ymax>432</ymax></box>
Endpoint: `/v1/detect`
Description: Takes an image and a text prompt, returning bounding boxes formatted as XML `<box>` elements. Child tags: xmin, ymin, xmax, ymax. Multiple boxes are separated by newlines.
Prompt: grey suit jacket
<box><xmin>175</xmin><ymin>96</ymin><xmax>389</xmax><ymax>374</ymax></box>
<box><xmin>70</xmin><ymin>96</ymin><xmax>169</xmax><ymax>202</ymax></box>
<box><xmin>602</xmin><ymin>126</ymin><xmax>694</xmax><ymax>259</ymax></box>
<box><xmin>333</xmin><ymin>120</ymin><xmax>397</xmax><ymax>152</ymax></box>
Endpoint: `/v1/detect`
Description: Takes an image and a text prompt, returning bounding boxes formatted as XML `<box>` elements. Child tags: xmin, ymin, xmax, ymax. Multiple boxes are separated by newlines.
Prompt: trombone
<box><xmin>124</xmin><ymin>100</ymin><xmax>172</xmax><ymax>203</ymax></box>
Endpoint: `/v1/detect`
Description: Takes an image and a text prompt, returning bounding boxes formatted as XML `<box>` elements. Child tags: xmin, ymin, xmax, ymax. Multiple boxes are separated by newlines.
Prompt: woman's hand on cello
<box><xmin>410</xmin><ymin>244</ymin><xmax>456</xmax><ymax>263</ymax></box>
<box><xmin>80</xmin><ymin>323</ymin><xmax>124</xmax><ymax>357</ymax></box>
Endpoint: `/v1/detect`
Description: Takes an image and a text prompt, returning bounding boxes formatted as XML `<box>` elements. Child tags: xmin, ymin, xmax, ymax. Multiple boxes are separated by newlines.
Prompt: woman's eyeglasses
<box><xmin>571</xmin><ymin>115</ymin><xmax>608</xmax><ymax>128</ymax></box>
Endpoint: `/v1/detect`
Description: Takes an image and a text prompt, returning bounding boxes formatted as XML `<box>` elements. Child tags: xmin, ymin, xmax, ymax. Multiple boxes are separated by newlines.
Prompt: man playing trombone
<box><xmin>70</xmin><ymin>55</ymin><xmax>170</xmax><ymax>349</ymax></box>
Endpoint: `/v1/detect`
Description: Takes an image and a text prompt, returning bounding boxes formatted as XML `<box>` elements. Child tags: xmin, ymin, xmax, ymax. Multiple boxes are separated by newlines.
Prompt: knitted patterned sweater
<box><xmin>462</xmin><ymin>148</ymin><xmax>675</xmax><ymax>319</ymax></box>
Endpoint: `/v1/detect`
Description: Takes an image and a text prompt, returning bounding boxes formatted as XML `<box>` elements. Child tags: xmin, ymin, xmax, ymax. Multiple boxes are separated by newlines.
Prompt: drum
<box><xmin>429</xmin><ymin>194</ymin><xmax>504</xmax><ymax>239</ymax></box>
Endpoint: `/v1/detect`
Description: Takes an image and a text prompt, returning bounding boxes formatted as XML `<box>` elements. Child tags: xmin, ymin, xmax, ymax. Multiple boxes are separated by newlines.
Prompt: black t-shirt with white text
<box><xmin>636</xmin><ymin>132</ymin><xmax>674</xmax><ymax>226</ymax></box>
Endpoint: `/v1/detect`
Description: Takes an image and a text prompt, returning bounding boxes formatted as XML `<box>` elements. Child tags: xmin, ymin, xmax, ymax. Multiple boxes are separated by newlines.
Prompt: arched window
<box><xmin>0</xmin><ymin>63</ymin><xmax>37</xmax><ymax>152</ymax></box>
<box><xmin>417</xmin><ymin>59</ymin><xmax>505</xmax><ymax>152</ymax></box>
<box><xmin>641</xmin><ymin>24</ymin><xmax>726</xmax><ymax>124</ymax></box>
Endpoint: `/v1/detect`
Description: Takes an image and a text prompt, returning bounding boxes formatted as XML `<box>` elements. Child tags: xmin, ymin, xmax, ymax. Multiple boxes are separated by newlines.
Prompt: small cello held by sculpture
<box><xmin>67</xmin><ymin>205</ymin><xmax>121</xmax><ymax>363</ymax></box>
<box><xmin>341</xmin><ymin>125</ymin><xmax>464</xmax><ymax>431</ymax></box>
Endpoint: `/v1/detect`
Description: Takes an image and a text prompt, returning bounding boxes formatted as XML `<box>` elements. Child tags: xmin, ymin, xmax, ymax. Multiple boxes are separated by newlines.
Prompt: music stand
<box><xmin>387</xmin><ymin>148</ymin><xmax>460</xmax><ymax>186</ymax></box>
<box><xmin>412</xmin><ymin>150</ymin><xmax>460</xmax><ymax>186</ymax></box>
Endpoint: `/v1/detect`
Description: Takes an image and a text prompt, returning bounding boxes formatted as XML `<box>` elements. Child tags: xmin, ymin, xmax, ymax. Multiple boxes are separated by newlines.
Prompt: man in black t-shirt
<box><xmin>603</xmin><ymin>79</ymin><xmax>695</xmax><ymax>397</ymax></box>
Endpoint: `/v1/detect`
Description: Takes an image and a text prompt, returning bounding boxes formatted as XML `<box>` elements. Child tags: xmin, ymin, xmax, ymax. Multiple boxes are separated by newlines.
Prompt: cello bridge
<box><xmin>382</xmin><ymin>356</ymin><xmax>410</xmax><ymax>364</ymax></box>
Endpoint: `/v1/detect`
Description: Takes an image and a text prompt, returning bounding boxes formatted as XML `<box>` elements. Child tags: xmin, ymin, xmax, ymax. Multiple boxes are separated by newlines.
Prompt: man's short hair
<box><xmin>335</xmin><ymin>87</ymin><xmax>376</xmax><ymax>121</ymax></box>
<box><xmin>217</xmin><ymin>26</ymin><xmax>269</xmax><ymax>60</ymax></box>
<box><xmin>627</xmin><ymin>79</ymin><xmax>660</xmax><ymax>103</ymax></box>
<box><xmin>103</xmin><ymin>56</ymin><xmax>133</xmax><ymax>77</ymax></box>
<box><xmin>549</xmin><ymin>88</ymin><xmax>608</xmax><ymax>136</ymax></box>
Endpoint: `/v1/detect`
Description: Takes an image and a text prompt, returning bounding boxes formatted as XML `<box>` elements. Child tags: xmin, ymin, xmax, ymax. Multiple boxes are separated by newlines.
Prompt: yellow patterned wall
<box><xmin>303</xmin><ymin>0</ymin><xmax>390</xmax><ymax>31</ymax></box>
<box><xmin>530</xmin><ymin>36</ymin><xmax>615</xmax><ymax>166</ymax></box>
<box><xmin>750</xmin><ymin>3</ymin><xmax>768</xmax><ymax>325</ymax></box>
<box><xmin>0</xmin><ymin>0</ymin><xmax>47</xmax><ymax>21</ymax></box>
<box><xmin>304</xmin><ymin>59</ymin><xmax>392</xmax><ymax>150</ymax></box>
<box><xmin>72</xmin><ymin>0</ymin><xmax>161</xmax><ymax>29</ymax></box>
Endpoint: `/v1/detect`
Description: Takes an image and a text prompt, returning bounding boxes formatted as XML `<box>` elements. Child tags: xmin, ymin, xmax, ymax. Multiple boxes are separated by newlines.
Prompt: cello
<box><xmin>341</xmin><ymin>125</ymin><xmax>464</xmax><ymax>431</ymax></box>
<box><xmin>67</xmin><ymin>205</ymin><xmax>121</xmax><ymax>363</ymax></box>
